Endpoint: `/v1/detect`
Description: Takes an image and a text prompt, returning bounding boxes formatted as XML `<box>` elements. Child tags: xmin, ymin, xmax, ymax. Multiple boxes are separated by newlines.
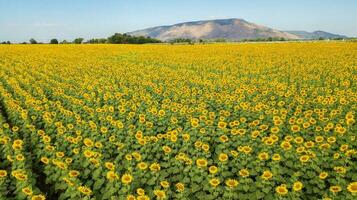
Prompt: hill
<box><xmin>286</xmin><ymin>30</ymin><xmax>347</xmax><ymax>39</ymax></box>
<box><xmin>128</xmin><ymin>18</ymin><xmax>301</xmax><ymax>41</ymax></box>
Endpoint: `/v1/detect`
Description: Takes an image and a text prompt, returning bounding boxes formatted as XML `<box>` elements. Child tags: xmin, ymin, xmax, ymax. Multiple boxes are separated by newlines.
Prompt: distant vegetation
<box><xmin>0</xmin><ymin>35</ymin><xmax>354</xmax><ymax>45</ymax></box>
<box><xmin>73</xmin><ymin>38</ymin><xmax>84</xmax><ymax>44</ymax></box>
<box><xmin>50</xmin><ymin>39</ymin><xmax>59</xmax><ymax>44</ymax></box>
<box><xmin>107</xmin><ymin>33</ymin><xmax>161</xmax><ymax>44</ymax></box>
<box><xmin>29</xmin><ymin>38</ymin><xmax>38</xmax><ymax>44</ymax></box>
<box><xmin>169</xmin><ymin>38</ymin><xmax>194</xmax><ymax>44</ymax></box>
<box><xmin>87</xmin><ymin>38</ymin><xmax>107</xmax><ymax>44</ymax></box>
<box><xmin>241</xmin><ymin>37</ymin><xmax>287</xmax><ymax>42</ymax></box>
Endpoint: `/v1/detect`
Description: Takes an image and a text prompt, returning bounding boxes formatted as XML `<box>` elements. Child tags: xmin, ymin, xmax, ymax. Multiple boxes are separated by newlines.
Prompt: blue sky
<box><xmin>1</xmin><ymin>0</ymin><xmax>356</xmax><ymax>42</ymax></box>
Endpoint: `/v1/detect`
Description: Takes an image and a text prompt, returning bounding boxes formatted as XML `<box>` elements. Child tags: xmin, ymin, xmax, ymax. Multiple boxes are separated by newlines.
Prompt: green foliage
<box><xmin>50</xmin><ymin>39</ymin><xmax>59</xmax><ymax>44</ymax></box>
<box><xmin>107</xmin><ymin>33</ymin><xmax>161</xmax><ymax>44</ymax></box>
<box><xmin>61</xmin><ymin>40</ymin><xmax>70</xmax><ymax>44</ymax></box>
<box><xmin>214</xmin><ymin>38</ymin><xmax>226</xmax><ymax>43</ymax></box>
<box><xmin>73</xmin><ymin>38</ymin><xmax>84</xmax><ymax>44</ymax></box>
<box><xmin>87</xmin><ymin>38</ymin><xmax>107</xmax><ymax>44</ymax></box>
<box><xmin>169</xmin><ymin>38</ymin><xmax>193</xmax><ymax>44</ymax></box>
<box><xmin>29</xmin><ymin>38</ymin><xmax>37</xmax><ymax>44</ymax></box>
<box><xmin>241</xmin><ymin>37</ymin><xmax>287</xmax><ymax>42</ymax></box>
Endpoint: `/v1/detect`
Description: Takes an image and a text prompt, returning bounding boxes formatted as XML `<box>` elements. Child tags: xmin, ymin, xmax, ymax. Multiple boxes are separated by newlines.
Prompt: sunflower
<box><xmin>136</xmin><ymin>188</ymin><xmax>145</xmax><ymax>196</ymax></box>
<box><xmin>42</xmin><ymin>135</ymin><xmax>51</xmax><ymax>143</ymax></box>
<box><xmin>160</xmin><ymin>181</ymin><xmax>170</xmax><ymax>188</ymax></box>
<box><xmin>334</xmin><ymin>166</ymin><xmax>346</xmax><ymax>174</ymax></box>
<box><xmin>202</xmin><ymin>144</ymin><xmax>210</xmax><ymax>152</ymax></box>
<box><xmin>39</xmin><ymin>156</ymin><xmax>49</xmax><ymax>164</ymax></box>
<box><xmin>68</xmin><ymin>170</ymin><xmax>80</xmax><ymax>177</ymax></box>
<box><xmin>291</xmin><ymin>125</ymin><xmax>300</xmax><ymax>132</ymax></box>
<box><xmin>56</xmin><ymin>151</ymin><xmax>64</xmax><ymax>158</ymax></box>
<box><xmin>271</xmin><ymin>126</ymin><xmax>280</xmax><ymax>134</ymax></box>
<box><xmin>83</xmin><ymin>138</ymin><xmax>94</xmax><ymax>147</ymax></box>
<box><xmin>347</xmin><ymin>182</ymin><xmax>357</xmax><ymax>194</ymax></box>
<box><xmin>209</xmin><ymin>166</ymin><xmax>218</xmax><ymax>174</ymax></box>
<box><xmin>258</xmin><ymin>152</ymin><xmax>269</xmax><ymax>160</ymax></box>
<box><xmin>31</xmin><ymin>195</ymin><xmax>46</xmax><ymax>200</ymax></box>
<box><xmin>162</xmin><ymin>145</ymin><xmax>172</xmax><ymax>154</ymax></box>
<box><xmin>319</xmin><ymin>172</ymin><xmax>328</xmax><ymax>179</ymax></box>
<box><xmin>239</xmin><ymin>169</ymin><xmax>249</xmax><ymax>177</ymax></box>
<box><xmin>196</xmin><ymin>158</ymin><xmax>208</xmax><ymax>167</ymax></box>
<box><xmin>276</xmin><ymin>185</ymin><xmax>288</xmax><ymax>195</ymax></box>
<box><xmin>12</xmin><ymin>139</ymin><xmax>23</xmax><ymax>150</ymax></box>
<box><xmin>218</xmin><ymin>121</ymin><xmax>227</xmax><ymax>129</ymax></box>
<box><xmin>78</xmin><ymin>186</ymin><xmax>92</xmax><ymax>195</ymax></box>
<box><xmin>0</xmin><ymin>170</ymin><xmax>8</xmax><ymax>178</ymax></box>
<box><xmin>121</xmin><ymin>174</ymin><xmax>133</xmax><ymax>184</ymax></box>
<box><xmin>100</xmin><ymin>126</ymin><xmax>108</xmax><ymax>134</ymax></box>
<box><xmin>294</xmin><ymin>137</ymin><xmax>304</xmax><ymax>144</ymax></box>
<box><xmin>194</xmin><ymin>141</ymin><xmax>202</xmax><ymax>148</ymax></box>
<box><xmin>106</xmin><ymin>171</ymin><xmax>119</xmax><ymax>180</ymax></box>
<box><xmin>315</xmin><ymin>136</ymin><xmax>324</xmax><ymax>143</ymax></box>
<box><xmin>329</xmin><ymin>185</ymin><xmax>342</xmax><ymax>193</ymax></box>
<box><xmin>125</xmin><ymin>154</ymin><xmax>133</xmax><ymax>160</ymax></box>
<box><xmin>12</xmin><ymin>171</ymin><xmax>27</xmax><ymax>181</ymax></box>
<box><xmin>299</xmin><ymin>155</ymin><xmax>310</xmax><ymax>163</ymax></box>
<box><xmin>137</xmin><ymin>162</ymin><xmax>148</xmax><ymax>170</ymax></box>
<box><xmin>182</xmin><ymin>133</ymin><xmax>190</xmax><ymax>141</ymax></box>
<box><xmin>242</xmin><ymin>146</ymin><xmax>252</xmax><ymax>154</ymax></box>
<box><xmin>293</xmin><ymin>181</ymin><xmax>303</xmax><ymax>191</ymax></box>
<box><xmin>218</xmin><ymin>153</ymin><xmax>228</xmax><ymax>162</ymax></box>
<box><xmin>22</xmin><ymin>187</ymin><xmax>33</xmax><ymax>196</ymax></box>
<box><xmin>175</xmin><ymin>182</ymin><xmax>185</xmax><ymax>192</ymax></box>
<box><xmin>219</xmin><ymin>135</ymin><xmax>229</xmax><ymax>142</ymax></box>
<box><xmin>305</xmin><ymin>141</ymin><xmax>314</xmax><ymax>148</ymax></box>
<box><xmin>154</xmin><ymin>190</ymin><xmax>166</xmax><ymax>199</ymax></box>
<box><xmin>104</xmin><ymin>162</ymin><xmax>115</xmax><ymax>170</ymax></box>
<box><xmin>209</xmin><ymin>178</ymin><xmax>220</xmax><ymax>187</ymax></box>
<box><xmin>225</xmin><ymin>179</ymin><xmax>239</xmax><ymax>188</ymax></box>
<box><xmin>261</xmin><ymin>171</ymin><xmax>273</xmax><ymax>180</ymax></box>
<box><xmin>83</xmin><ymin>150</ymin><xmax>93</xmax><ymax>158</ymax></box>
<box><xmin>149</xmin><ymin>163</ymin><xmax>161</xmax><ymax>172</ymax></box>
<box><xmin>137</xmin><ymin>195</ymin><xmax>150</xmax><ymax>200</ymax></box>
<box><xmin>280</xmin><ymin>141</ymin><xmax>292</xmax><ymax>150</ymax></box>
<box><xmin>272</xmin><ymin>154</ymin><xmax>281</xmax><ymax>161</ymax></box>
<box><xmin>126</xmin><ymin>194</ymin><xmax>137</xmax><ymax>200</ymax></box>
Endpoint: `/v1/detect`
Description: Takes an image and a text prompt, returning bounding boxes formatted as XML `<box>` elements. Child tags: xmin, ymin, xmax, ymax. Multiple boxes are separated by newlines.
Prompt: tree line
<box><xmin>1</xmin><ymin>35</ymin><xmax>352</xmax><ymax>45</ymax></box>
<box><xmin>1</xmin><ymin>33</ymin><xmax>161</xmax><ymax>44</ymax></box>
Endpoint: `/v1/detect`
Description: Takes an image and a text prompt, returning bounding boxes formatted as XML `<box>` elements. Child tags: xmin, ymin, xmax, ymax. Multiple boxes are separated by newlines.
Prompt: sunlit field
<box><xmin>0</xmin><ymin>42</ymin><xmax>356</xmax><ymax>200</ymax></box>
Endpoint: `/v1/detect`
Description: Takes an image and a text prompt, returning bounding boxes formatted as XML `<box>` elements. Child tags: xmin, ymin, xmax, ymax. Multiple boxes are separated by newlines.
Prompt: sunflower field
<box><xmin>0</xmin><ymin>42</ymin><xmax>356</xmax><ymax>200</ymax></box>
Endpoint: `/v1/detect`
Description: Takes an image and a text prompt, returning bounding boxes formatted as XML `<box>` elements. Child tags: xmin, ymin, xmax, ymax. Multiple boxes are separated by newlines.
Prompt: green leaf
<box><xmin>242</xmin><ymin>185</ymin><xmax>250</xmax><ymax>192</ymax></box>
<box><xmin>93</xmin><ymin>178</ymin><xmax>105</xmax><ymax>190</ymax></box>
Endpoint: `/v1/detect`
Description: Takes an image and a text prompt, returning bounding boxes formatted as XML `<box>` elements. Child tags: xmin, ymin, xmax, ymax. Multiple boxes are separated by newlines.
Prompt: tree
<box><xmin>50</xmin><ymin>39</ymin><xmax>59</xmax><ymax>44</ymax></box>
<box><xmin>107</xmin><ymin>33</ymin><xmax>161</xmax><ymax>44</ymax></box>
<box><xmin>61</xmin><ymin>40</ymin><xmax>69</xmax><ymax>44</ymax></box>
<box><xmin>73</xmin><ymin>38</ymin><xmax>84</xmax><ymax>44</ymax></box>
<box><xmin>29</xmin><ymin>38</ymin><xmax>37</xmax><ymax>44</ymax></box>
<box><xmin>214</xmin><ymin>38</ymin><xmax>226</xmax><ymax>43</ymax></box>
<box><xmin>87</xmin><ymin>38</ymin><xmax>107</xmax><ymax>44</ymax></box>
<box><xmin>169</xmin><ymin>38</ymin><xmax>193</xmax><ymax>44</ymax></box>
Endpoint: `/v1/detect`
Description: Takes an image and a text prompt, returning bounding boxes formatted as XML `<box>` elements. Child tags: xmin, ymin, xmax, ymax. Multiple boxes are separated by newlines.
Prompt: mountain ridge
<box><xmin>286</xmin><ymin>30</ymin><xmax>347</xmax><ymax>39</ymax></box>
<box><xmin>128</xmin><ymin>18</ymin><xmax>347</xmax><ymax>41</ymax></box>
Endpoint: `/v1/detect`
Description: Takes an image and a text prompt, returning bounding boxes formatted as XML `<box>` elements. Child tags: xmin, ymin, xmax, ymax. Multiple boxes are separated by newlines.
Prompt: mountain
<box><xmin>128</xmin><ymin>18</ymin><xmax>301</xmax><ymax>41</ymax></box>
<box><xmin>286</xmin><ymin>30</ymin><xmax>347</xmax><ymax>39</ymax></box>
